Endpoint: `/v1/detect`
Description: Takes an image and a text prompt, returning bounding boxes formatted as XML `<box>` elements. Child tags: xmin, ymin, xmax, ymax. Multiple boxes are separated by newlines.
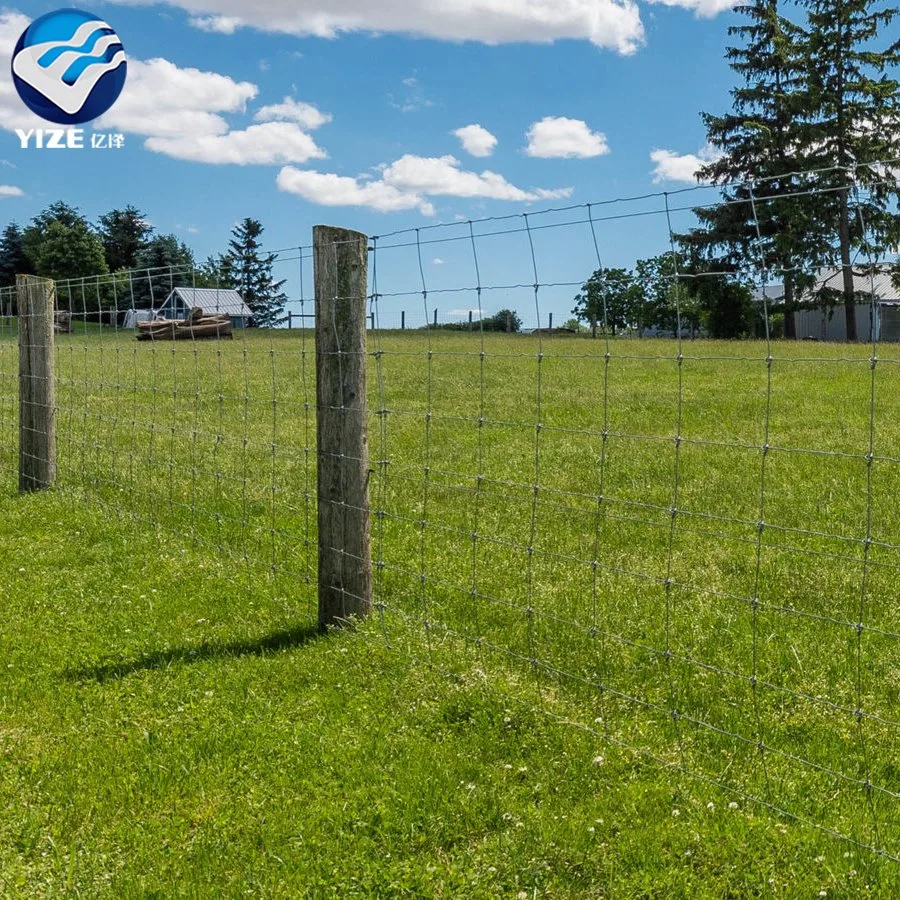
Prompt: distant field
<box><xmin>1</xmin><ymin>329</ymin><xmax>900</xmax><ymax>895</ymax></box>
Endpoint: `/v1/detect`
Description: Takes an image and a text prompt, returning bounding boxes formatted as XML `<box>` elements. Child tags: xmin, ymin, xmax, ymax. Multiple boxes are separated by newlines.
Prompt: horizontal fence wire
<box><xmin>2</xmin><ymin>163</ymin><xmax>900</xmax><ymax>863</ymax></box>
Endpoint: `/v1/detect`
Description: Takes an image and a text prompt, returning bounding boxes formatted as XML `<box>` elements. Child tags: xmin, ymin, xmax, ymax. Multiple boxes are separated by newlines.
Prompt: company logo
<box><xmin>11</xmin><ymin>8</ymin><xmax>127</xmax><ymax>126</ymax></box>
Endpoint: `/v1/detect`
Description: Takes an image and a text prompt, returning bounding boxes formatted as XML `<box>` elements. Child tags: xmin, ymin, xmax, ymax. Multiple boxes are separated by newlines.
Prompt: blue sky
<box><xmin>0</xmin><ymin>0</ymin><xmax>858</xmax><ymax>324</ymax></box>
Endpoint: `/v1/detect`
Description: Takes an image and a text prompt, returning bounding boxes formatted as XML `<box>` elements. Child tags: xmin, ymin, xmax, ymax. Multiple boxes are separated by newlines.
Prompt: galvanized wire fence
<box><xmin>2</xmin><ymin>166</ymin><xmax>900</xmax><ymax>861</ymax></box>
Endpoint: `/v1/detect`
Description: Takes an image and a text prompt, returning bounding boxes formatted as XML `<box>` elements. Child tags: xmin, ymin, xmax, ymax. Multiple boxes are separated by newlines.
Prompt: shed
<box><xmin>754</xmin><ymin>266</ymin><xmax>900</xmax><ymax>342</ymax></box>
<box><xmin>156</xmin><ymin>287</ymin><xmax>252</xmax><ymax>328</ymax></box>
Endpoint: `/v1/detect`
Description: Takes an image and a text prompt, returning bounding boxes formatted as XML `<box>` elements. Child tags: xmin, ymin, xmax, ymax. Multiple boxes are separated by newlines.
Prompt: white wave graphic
<box><xmin>12</xmin><ymin>20</ymin><xmax>125</xmax><ymax>116</ymax></box>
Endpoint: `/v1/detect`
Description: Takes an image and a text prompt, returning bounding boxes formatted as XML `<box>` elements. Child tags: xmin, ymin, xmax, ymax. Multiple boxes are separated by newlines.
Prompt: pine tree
<box><xmin>0</xmin><ymin>223</ymin><xmax>31</xmax><ymax>287</ymax></box>
<box><xmin>133</xmin><ymin>234</ymin><xmax>195</xmax><ymax>309</ymax></box>
<box><xmin>799</xmin><ymin>0</ymin><xmax>900</xmax><ymax>341</ymax></box>
<box><xmin>226</xmin><ymin>219</ymin><xmax>286</xmax><ymax>328</ymax></box>
<box><xmin>98</xmin><ymin>206</ymin><xmax>153</xmax><ymax>271</ymax></box>
<box><xmin>697</xmin><ymin>0</ymin><xmax>824</xmax><ymax>339</ymax></box>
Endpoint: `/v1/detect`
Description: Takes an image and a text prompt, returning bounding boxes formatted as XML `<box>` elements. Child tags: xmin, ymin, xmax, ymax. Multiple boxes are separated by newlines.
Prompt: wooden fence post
<box><xmin>313</xmin><ymin>226</ymin><xmax>372</xmax><ymax>628</ymax></box>
<box><xmin>401</xmin><ymin>310</ymin><xmax>405</xmax><ymax>330</ymax></box>
<box><xmin>17</xmin><ymin>275</ymin><xmax>56</xmax><ymax>492</ymax></box>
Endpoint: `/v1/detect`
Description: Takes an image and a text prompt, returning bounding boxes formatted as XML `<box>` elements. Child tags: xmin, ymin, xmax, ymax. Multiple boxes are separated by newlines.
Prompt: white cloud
<box><xmin>433</xmin><ymin>258</ymin><xmax>445</xmax><ymax>265</ymax></box>
<box><xmin>381</xmin><ymin>154</ymin><xmax>572</xmax><ymax>202</ymax></box>
<box><xmin>277</xmin><ymin>167</ymin><xmax>433</xmax><ymax>215</ymax></box>
<box><xmin>650</xmin><ymin>145</ymin><xmax>722</xmax><ymax>183</ymax></box>
<box><xmin>525</xmin><ymin>117</ymin><xmax>610</xmax><ymax>159</ymax></box>
<box><xmin>278</xmin><ymin>154</ymin><xmax>571</xmax><ymax>216</ymax></box>
<box><xmin>189</xmin><ymin>14</ymin><xmax>243</xmax><ymax>32</ymax></box>
<box><xmin>453</xmin><ymin>124</ymin><xmax>498</xmax><ymax>158</ymax></box>
<box><xmin>647</xmin><ymin>0</ymin><xmax>736</xmax><ymax>18</ymax></box>
<box><xmin>122</xmin><ymin>0</ymin><xmax>645</xmax><ymax>55</ymax></box>
<box><xmin>0</xmin><ymin>185</ymin><xmax>23</xmax><ymax>198</ymax></box>
<box><xmin>255</xmin><ymin>97</ymin><xmax>332</xmax><ymax>129</ymax></box>
<box><xmin>95</xmin><ymin>57</ymin><xmax>257</xmax><ymax>138</ymax></box>
<box><xmin>146</xmin><ymin>121</ymin><xmax>326</xmax><ymax>164</ymax></box>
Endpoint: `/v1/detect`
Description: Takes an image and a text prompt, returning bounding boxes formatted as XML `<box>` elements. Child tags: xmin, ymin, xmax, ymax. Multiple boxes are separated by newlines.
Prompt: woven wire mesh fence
<box><xmin>2</xmin><ymin>165</ymin><xmax>900</xmax><ymax>860</ymax></box>
<box><xmin>0</xmin><ymin>252</ymin><xmax>320</xmax><ymax>625</ymax></box>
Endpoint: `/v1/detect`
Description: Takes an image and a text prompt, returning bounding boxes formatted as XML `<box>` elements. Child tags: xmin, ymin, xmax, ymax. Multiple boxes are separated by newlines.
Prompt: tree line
<box><xmin>574</xmin><ymin>0</ymin><xmax>900</xmax><ymax>340</ymax></box>
<box><xmin>0</xmin><ymin>204</ymin><xmax>286</xmax><ymax>326</ymax></box>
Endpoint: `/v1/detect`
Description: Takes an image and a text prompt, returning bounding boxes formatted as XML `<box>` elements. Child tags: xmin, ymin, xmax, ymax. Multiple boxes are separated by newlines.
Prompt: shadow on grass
<box><xmin>67</xmin><ymin>622</ymin><xmax>324</xmax><ymax>683</ymax></box>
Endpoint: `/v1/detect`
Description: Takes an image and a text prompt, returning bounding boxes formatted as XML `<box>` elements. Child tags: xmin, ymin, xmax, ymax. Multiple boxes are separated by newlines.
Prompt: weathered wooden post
<box><xmin>17</xmin><ymin>275</ymin><xmax>56</xmax><ymax>492</ymax></box>
<box><xmin>313</xmin><ymin>226</ymin><xmax>372</xmax><ymax>628</ymax></box>
<box><xmin>548</xmin><ymin>312</ymin><xmax>553</xmax><ymax>332</ymax></box>
<box><xmin>288</xmin><ymin>311</ymin><xmax>293</xmax><ymax>330</ymax></box>
<box><xmin>401</xmin><ymin>310</ymin><xmax>405</xmax><ymax>330</ymax></box>
<box><xmin>468</xmin><ymin>310</ymin><xmax>473</xmax><ymax>331</ymax></box>
<box><xmin>433</xmin><ymin>308</ymin><xmax>438</xmax><ymax>328</ymax></box>
<box><xmin>370</xmin><ymin>311</ymin><xmax>376</xmax><ymax>331</ymax></box>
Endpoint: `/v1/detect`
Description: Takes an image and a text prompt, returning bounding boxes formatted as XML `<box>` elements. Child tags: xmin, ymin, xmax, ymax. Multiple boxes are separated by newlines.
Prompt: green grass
<box><xmin>1</xmin><ymin>329</ymin><xmax>900</xmax><ymax>895</ymax></box>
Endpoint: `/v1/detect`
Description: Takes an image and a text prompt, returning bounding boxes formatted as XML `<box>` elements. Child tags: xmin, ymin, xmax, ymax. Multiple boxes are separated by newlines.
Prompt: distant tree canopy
<box><xmin>431</xmin><ymin>309</ymin><xmax>522</xmax><ymax>332</ymax></box>
<box><xmin>572</xmin><ymin>252</ymin><xmax>759</xmax><ymax>340</ymax></box>
<box><xmin>0</xmin><ymin>203</ymin><xmax>289</xmax><ymax>326</ymax></box>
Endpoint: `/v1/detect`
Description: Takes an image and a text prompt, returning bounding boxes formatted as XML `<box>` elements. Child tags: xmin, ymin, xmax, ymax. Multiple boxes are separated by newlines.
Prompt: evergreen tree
<box><xmin>98</xmin><ymin>206</ymin><xmax>153</xmax><ymax>271</ymax></box>
<box><xmin>799</xmin><ymin>0</ymin><xmax>900</xmax><ymax>341</ymax></box>
<box><xmin>133</xmin><ymin>234</ymin><xmax>195</xmax><ymax>308</ymax></box>
<box><xmin>226</xmin><ymin>219</ymin><xmax>286</xmax><ymax>328</ymax></box>
<box><xmin>195</xmin><ymin>253</ymin><xmax>237</xmax><ymax>290</ymax></box>
<box><xmin>697</xmin><ymin>0</ymin><xmax>822</xmax><ymax>339</ymax></box>
<box><xmin>0</xmin><ymin>223</ymin><xmax>31</xmax><ymax>287</ymax></box>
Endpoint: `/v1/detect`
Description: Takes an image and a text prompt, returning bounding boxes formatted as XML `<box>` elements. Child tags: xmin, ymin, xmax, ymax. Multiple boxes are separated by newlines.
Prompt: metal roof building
<box><xmin>753</xmin><ymin>266</ymin><xmax>900</xmax><ymax>341</ymax></box>
<box><xmin>156</xmin><ymin>287</ymin><xmax>252</xmax><ymax>327</ymax></box>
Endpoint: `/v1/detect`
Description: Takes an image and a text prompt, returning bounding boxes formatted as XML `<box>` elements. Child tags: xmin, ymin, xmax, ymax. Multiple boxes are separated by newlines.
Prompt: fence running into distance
<box><xmin>2</xmin><ymin>166</ymin><xmax>900</xmax><ymax>863</ymax></box>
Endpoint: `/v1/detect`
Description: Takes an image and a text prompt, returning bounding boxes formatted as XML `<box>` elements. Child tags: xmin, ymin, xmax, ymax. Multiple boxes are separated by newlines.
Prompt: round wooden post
<box><xmin>313</xmin><ymin>226</ymin><xmax>372</xmax><ymax>628</ymax></box>
<box><xmin>17</xmin><ymin>275</ymin><xmax>56</xmax><ymax>492</ymax></box>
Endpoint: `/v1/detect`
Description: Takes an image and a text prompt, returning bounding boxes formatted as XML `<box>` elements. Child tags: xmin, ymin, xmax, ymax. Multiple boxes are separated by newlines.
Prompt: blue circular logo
<box><xmin>11</xmin><ymin>8</ymin><xmax>127</xmax><ymax>125</ymax></box>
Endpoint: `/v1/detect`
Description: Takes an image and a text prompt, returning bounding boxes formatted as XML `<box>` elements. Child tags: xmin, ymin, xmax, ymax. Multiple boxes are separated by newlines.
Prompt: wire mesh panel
<box><xmin>7</xmin><ymin>256</ymin><xmax>320</xmax><ymax>627</ymax></box>
<box><xmin>364</xmin><ymin>173</ymin><xmax>900</xmax><ymax>862</ymax></box>
<box><xmin>2</xmin><ymin>164</ymin><xmax>900</xmax><ymax>862</ymax></box>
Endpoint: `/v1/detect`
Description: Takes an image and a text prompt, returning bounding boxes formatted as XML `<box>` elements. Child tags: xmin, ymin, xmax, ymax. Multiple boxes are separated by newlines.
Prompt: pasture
<box><xmin>1</xmin><ymin>328</ymin><xmax>899</xmax><ymax>896</ymax></box>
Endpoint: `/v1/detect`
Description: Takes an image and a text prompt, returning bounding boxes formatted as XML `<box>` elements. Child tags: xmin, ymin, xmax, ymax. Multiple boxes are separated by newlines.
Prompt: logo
<box><xmin>11</xmin><ymin>8</ymin><xmax>126</xmax><ymax>126</ymax></box>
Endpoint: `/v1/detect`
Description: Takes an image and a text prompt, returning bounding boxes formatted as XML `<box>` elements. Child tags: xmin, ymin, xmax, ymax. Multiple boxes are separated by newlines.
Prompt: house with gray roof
<box><xmin>155</xmin><ymin>287</ymin><xmax>252</xmax><ymax>328</ymax></box>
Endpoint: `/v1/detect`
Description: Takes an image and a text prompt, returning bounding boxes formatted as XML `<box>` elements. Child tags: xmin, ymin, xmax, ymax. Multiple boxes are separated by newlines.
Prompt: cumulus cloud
<box><xmin>453</xmin><ymin>124</ymin><xmax>498</xmax><ymax>158</ymax></box>
<box><xmin>255</xmin><ymin>97</ymin><xmax>332</xmax><ymax>129</ymax></box>
<box><xmin>525</xmin><ymin>117</ymin><xmax>610</xmax><ymax>159</ymax></box>
<box><xmin>146</xmin><ymin>122</ymin><xmax>327</xmax><ymax>164</ymax></box>
<box><xmin>0</xmin><ymin>185</ymin><xmax>24</xmax><ymax>198</ymax></box>
<box><xmin>120</xmin><ymin>0</ymin><xmax>645</xmax><ymax>55</ymax></box>
<box><xmin>647</xmin><ymin>0</ymin><xmax>737</xmax><ymax>18</ymax></box>
<box><xmin>96</xmin><ymin>57</ymin><xmax>258</xmax><ymax>138</ymax></box>
<box><xmin>381</xmin><ymin>154</ymin><xmax>572</xmax><ymax>202</ymax></box>
<box><xmin>650</xmin><ymin>145</ymin><xmax>722</xmax><ymax>183</ymax></box>
<box><xmin>277</xmin><ymin>168</ymin><xmax>433</xmax><ymax>215</ymax></box>
<box><xmin>278</xmin><ymin>154</ymin><xmax>572</xmax><ymax>215</ymax></box>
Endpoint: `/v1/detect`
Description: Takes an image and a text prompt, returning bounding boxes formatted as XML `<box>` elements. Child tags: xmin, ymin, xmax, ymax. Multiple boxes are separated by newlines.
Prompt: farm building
<box><xmin>154</xmin><ymin>287</ymin><xmax>252</xmax><ymax>328</ymax></box>
<box><xmin>759</xmin><ymin>266</ymin><xmax>900</xmax><ymax>342</ymax></box>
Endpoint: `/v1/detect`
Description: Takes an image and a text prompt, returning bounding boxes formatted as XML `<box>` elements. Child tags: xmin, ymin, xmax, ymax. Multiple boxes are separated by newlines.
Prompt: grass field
<box><xmin>1</xmin><ymin>328</ymin><xmax>900</xmax><ymax>896</ymax></box>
